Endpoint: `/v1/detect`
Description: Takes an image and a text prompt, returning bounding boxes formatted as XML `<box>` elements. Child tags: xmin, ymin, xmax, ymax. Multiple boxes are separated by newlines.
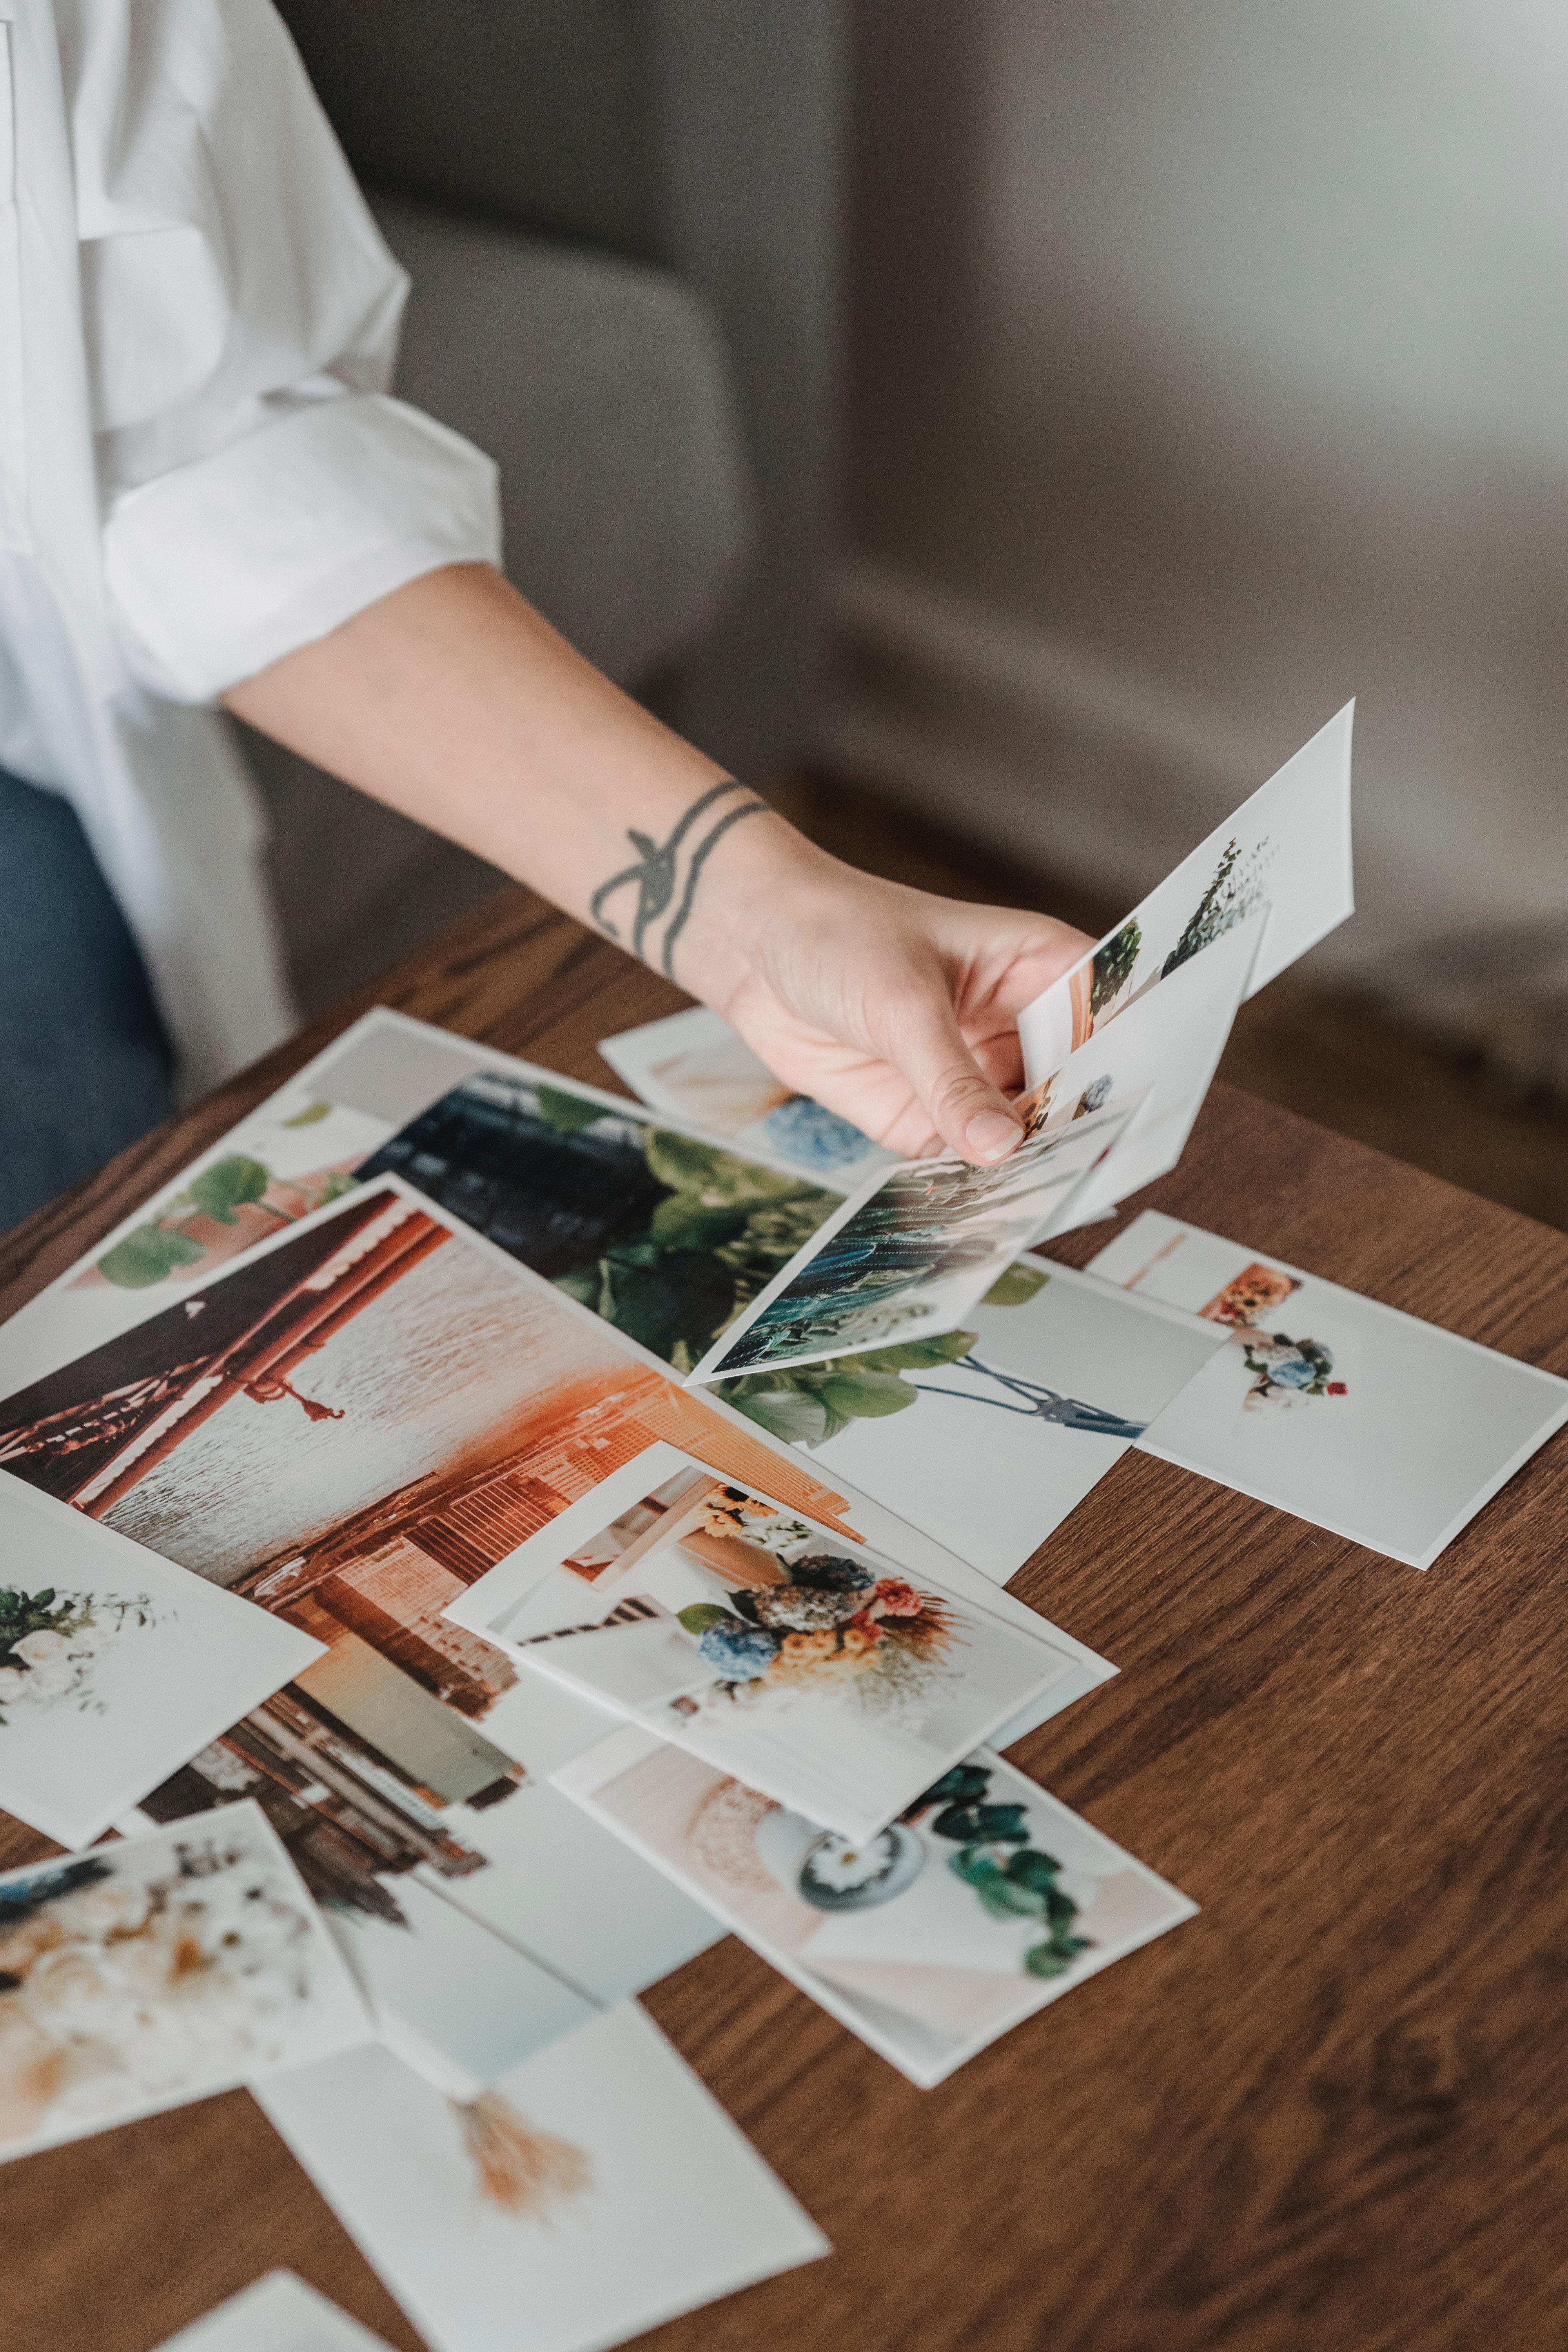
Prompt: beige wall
<box><xmin>840</xmin><ymin>0</ymin><xmax>1568</xmax><ymax>977</ymax></box>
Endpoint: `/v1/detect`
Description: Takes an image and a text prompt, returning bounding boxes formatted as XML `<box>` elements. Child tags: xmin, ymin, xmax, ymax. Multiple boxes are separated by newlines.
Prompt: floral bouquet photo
<box><xmin>678</xmin><ymin>1554</ymin><xmax>962</xmax><ymax>1726</ymax></box>
<box><xmin>485</xmin><ymin>1441</ymin><xmax>1080</xmax><ymax>1842</ymax></box>
<box><xmin>1238</xmin><ymin>1330</ymin><xmax>1347</xmax><ymax>1413</ymax></box>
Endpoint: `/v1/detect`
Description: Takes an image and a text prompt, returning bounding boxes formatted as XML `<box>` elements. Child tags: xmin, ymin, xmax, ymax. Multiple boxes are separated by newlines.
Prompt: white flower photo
<box><xmin>0</xmin><ymin>1482</ymin><xmax>321</xmax><ymax>1849</ymax></box>
<box><xmin>0</xmin><ymin>1804</ymin><xmax>370</xmax><ymax>2162</ymax></box>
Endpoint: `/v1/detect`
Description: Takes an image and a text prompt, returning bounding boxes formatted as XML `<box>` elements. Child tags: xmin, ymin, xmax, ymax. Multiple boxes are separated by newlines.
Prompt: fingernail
<box><xmin>965</xmin><ymin>1109</ymin><xmax>1022</xmax><ymax>1162</ymax></box>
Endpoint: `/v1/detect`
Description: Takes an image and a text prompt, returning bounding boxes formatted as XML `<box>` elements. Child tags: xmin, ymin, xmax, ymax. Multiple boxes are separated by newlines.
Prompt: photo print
<box><xmin>0</xmin><ymin>1179</ymin><xmax>866</xmax><ymax>1606</ymax></box>
<box><xmin>69</xmin><ymin>1093</ymin><xmax>390</xmax><ymax>1299</ymax></box>
<box><xmin>0</xmin><ymin>1004</ymin><xmax>498</xmax><ymax>1394</ymax></box>
<box><xmin>118</xmin><ymin>1740</ymin><xmax>606</xmax><ymax>2089</ymax></box>
<box><xmin>0</xmin><ymin>1480</ymin><xmax>321</xmax><ymax>1850</ymax></box>
<box><xmin>1088</xmin><ymin>1210</ymin><xmax>1568</xmax><ymax>1567</ymax></box>
<box><xmin>0</xmin><ymin>1804</ymin><xmax>369</xmax><ymax>2163</ymax></box>
<box><xmin>358</xmin><ymin>1059</ymin><xmax>842</xmax><ymax>1374</ymax></box>
<box><xmin>256</xmin><ymin>2002</ymin><xmax>829</xmax><ymax>2352</ymax></box>
<box><xmin>154</xmin><ymin>2271</ymin><xmax>395</xmax><ymax>2352</ymax></box>
<box><xmin>688</xmin><ymin>1096</ymin><xmax>1140</xmax><ymax>1385</ymax></box>
<box><xmin>1009</xmin><ymin>913</ymin><xmax>1266</xmax><ymax>1232</ymax></box>
<box><xmin>1018</xmin><ymin>702</ymin><xmax>1355</xmax><ymax>1083</ymax></box>
<box><xmin>446</xmin><ymin>1440</ymin><xmax>1084</xmax><ymax>1840</ymax></box>
<box><xmin>707</xmin><ymin>1257</ymin><xmax>1227</xmax><ymax>1582</ymax></box>
<box><xmin>557</xmin><ymin>1730</ymin><xmax>1197</xmax><ymax>2088</ymax></box>
<box><xmin>599</xmin><ymin>1003</ymin><xmax>898</xmax><ymax>1192</ymax></box>
<box><xmin>0</xmin><ymin>1180</ymin><xmax>881</xmax><ymax>2023</ymax></box>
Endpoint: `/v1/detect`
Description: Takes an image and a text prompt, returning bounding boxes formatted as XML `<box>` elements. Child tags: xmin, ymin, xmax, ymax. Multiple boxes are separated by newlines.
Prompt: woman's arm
<box><xmin>224</xmin><ymin>563</ymin><xmax>1091</xmax><ymax>1163</ymax></box>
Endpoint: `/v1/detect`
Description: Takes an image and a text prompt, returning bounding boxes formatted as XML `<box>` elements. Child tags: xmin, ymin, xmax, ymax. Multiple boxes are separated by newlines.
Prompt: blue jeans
<box><xmin>0</xmin><ymin>766</ymin><xmax>176</xmax><ymax>1234</ymax></box>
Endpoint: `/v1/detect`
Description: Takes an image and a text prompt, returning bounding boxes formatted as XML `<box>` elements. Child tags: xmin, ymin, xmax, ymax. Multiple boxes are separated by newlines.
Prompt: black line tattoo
<box><xmin>589</xmin><ymin>779</ymin><xmax>769</xmax><ymax>978</ymax></box>
<box><xmin>588</xmin><ymin>778</ymin><xmax>746</xmax><ymax>955</ymax></box>
<box><xmin>656</xmin><ymin>799</ymin><xmax>768</xmax><ymax>976</ymax></box>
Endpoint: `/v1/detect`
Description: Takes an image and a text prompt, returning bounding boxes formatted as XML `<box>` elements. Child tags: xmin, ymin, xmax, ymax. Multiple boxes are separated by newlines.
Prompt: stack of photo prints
<box><xmin>4</xmin><ymin>705</ymin><xmax>1566</xmax><ymax>2352</ymax></box>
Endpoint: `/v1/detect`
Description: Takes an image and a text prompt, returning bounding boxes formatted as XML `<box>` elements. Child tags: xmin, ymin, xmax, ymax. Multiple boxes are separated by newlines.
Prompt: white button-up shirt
<box><xmin>0</xmin><ymin>0</ymin><xmax>502</xmax><ymax>1090</ymax></box>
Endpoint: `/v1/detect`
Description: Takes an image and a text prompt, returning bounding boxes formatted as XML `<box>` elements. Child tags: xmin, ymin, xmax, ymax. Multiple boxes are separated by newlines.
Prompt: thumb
<box><xmin>891</xmin><ymin>985</ymin><xmax>1026</xmax><ymax>1165</ymax></box>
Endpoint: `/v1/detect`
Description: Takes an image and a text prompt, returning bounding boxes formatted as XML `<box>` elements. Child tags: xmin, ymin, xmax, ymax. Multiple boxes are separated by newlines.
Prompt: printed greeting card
<box><xmin>445</xmin><ymin>1441</ymin><xmax>1082</xmax><ymax>1841</ymax></box>
<box><xmin>0</xmin><ymin>1804</ymin><xmax>370</xmax><ymax>2162</ymax></box>
<box><xmin>256</xmin><ymin>2003</ymin><xmax>829</xmax><ymax>2352</ymax></box>
<box><xmin>1087</xmin><ymin>1210</ymin><xmax>1568</xmax><ymax>1566</ymax></box>
<box><xmin>556</xmin><ymin>1730</ymin><xmax>1197</xmax><ymax>2087</ymax></box>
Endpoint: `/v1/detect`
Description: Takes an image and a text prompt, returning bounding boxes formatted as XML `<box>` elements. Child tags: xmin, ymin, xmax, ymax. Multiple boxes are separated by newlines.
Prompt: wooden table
<box><xmin>4</xmin><ymin>886</ymin><xmax>1567</xmax><ymax>2352</ymax></box>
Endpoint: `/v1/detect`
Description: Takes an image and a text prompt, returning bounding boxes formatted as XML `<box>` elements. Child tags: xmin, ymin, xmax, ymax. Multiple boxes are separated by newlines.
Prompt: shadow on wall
<box><xmin>840</xmin><ymin>0</ymin><xmax>1568</xmax><ymax>1065</ymax></box>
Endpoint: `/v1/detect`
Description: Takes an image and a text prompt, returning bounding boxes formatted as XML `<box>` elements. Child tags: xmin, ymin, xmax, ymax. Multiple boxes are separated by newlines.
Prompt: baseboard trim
<box><xmin>823</xmin><ymin>556</ymin><xmax>1288</xmax><ymax>907</ymax></box>
<box><xmin>822</xmin><ymin>559</ymin><xmax>1568</xmax><ymax>1091</ymax></box>
<box><xmin>834</xmin><ymin>558</ymin><xmax>1276</xmax><ymax>783</ymax></box>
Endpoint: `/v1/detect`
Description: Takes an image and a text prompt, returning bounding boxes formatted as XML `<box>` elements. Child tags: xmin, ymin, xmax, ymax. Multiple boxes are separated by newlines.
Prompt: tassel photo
<box><xmin>452</xmin><ymin>2087</ymin><xmax>593</xmax><ymax>2217</ymax></box>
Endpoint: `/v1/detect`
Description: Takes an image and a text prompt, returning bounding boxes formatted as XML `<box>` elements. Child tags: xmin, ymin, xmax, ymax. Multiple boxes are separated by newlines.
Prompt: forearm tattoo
<box><xmin>589</xmin><ymin>777</ymin><xmax>769</xmax><ymax>978</ymax></box>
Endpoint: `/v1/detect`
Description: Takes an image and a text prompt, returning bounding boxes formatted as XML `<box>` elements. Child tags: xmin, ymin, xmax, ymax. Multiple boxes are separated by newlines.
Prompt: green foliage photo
<box><xmin>550</xmin><ymin>1124</ymin><xmax>837</xmax><ymax>1368</ymax></box>
<box><xmin>711</xmin><ymin>1260</ymin><xmax>1052</xmax><ymax>1444</ymax></box>
<box><xmin>909</xmin><ymin>1762</ymin><xmax>1093</xmax><ymax>1980</ymax></box>
<box><xmin>1161</xmin><ymin>836</ymin><xmax>1270</xmax><ymax>979</ymax></box>
<box><xmin>1090</xmin><ymin>919</ymin><xmax>1141</xmax><ymax>1016</ymax></box>
<box><xmin>94</xmin><ymin>1150</ymin><xmax>357</xmax><ymax>1291</ymax></box>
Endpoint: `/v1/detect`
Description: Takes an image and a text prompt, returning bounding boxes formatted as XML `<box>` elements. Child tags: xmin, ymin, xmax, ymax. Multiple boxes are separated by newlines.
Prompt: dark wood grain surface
<box><xmin>3</xmin><ymin>884</ymin><xmax>1566</xmax><ymax>2352</ymax></box>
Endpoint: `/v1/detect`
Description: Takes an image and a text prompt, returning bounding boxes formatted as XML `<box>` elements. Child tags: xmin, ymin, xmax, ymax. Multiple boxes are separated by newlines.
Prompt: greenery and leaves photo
<box><xmin>362</xmin><ymin>1069</ymin><xmax>838</xmax><ymax>1369</ymax></box>
<box><xmin>93</xmin><ymin>1100</ymin><xmax>357</xmax><ymax>1291</ymax></box>
<box><xmin>711</xmin><ymin>1260</ymin><xmax>1148</xmax><ymax>1449</ymax></box>
<box><xmin>906</xmin><ymin>1761</ymin><xmax>1093</xmax><ymax>1979</ymax></box>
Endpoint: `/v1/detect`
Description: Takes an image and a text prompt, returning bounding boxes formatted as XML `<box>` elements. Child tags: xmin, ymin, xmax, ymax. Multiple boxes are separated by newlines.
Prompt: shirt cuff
<box><xmin>102</xmin><ymin>393</ymin><xmax>503</xmax><ymax>701</ymax></box>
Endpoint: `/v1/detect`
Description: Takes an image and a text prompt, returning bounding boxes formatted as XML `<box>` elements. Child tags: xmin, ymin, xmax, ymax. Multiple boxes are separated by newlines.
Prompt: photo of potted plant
<box><xmin>902</xmin><ymin>1762</ymin><xmax>1094</xmax><ymax>1979</ymax></box>
<box><xmin>749</xmin><ymin>1762</ymin><xmax>1095</xmax><ymax>1978</ymax></box>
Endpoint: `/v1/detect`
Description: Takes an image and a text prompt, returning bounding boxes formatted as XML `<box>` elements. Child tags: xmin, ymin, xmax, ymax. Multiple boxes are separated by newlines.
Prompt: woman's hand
<box><xmin>223</xmin><ymin>565</ymin><xmax>1092</xmax><ymax>1160</ymax></box>
<box><xmin>680</xmin><ymin>820</ymin><xmax>1093</xmax><ymax>1164</ymax></box>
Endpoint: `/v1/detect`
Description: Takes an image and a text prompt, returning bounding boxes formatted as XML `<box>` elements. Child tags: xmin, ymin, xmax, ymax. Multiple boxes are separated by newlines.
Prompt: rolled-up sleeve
<box><xmin>66</xmin><ymin>0</ymin><xmax>503</xmax><ymax>701</ymax></box>
<box><xmin>103</xmin><ymin>393</ymin><xmax>502</xmax><ymax>699</ymax></box>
